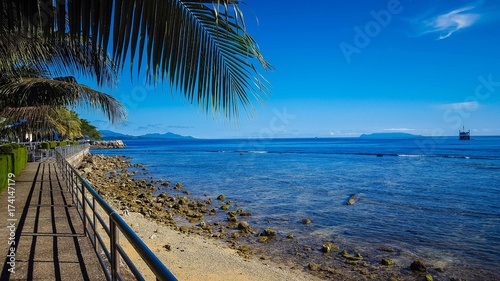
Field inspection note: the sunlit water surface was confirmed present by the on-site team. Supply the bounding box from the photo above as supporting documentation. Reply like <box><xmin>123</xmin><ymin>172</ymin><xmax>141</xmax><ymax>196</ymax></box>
<box><xmin>95</xmin><ymin>137</ymin><xmax>500</xmax><ymax>280</ymax></box>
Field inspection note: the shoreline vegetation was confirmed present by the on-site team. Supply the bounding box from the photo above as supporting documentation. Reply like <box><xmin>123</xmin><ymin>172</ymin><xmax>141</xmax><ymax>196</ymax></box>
<box><xmin>78</xmin><ymin>153</ymin><xmax>442</xmax><ymax>281</ymax></box>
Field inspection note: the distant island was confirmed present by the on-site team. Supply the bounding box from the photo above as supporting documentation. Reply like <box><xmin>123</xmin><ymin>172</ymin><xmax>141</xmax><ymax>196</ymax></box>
<box><xmin>100</xmin><ymin>130</ymin><xmax>194</xmax><ymax>140</ymax></box>
<box><xmin>359</xmin><ymin>132</ymin><xmax>422</xmax><ymax>139</ymax></box>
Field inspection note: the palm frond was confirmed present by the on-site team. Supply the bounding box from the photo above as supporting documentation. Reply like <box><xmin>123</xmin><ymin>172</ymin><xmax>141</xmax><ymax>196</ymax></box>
<box><xmin>0</xmin><ymin>106</ymin><xmax>79</xmax><ymax>137</ymax></box>
<box><xmin>0</xmin><ymin>33</ymin><xmax>118</xmax><ymax>87</ymax></box>
<box><xmin>0</xmin><ymin>105</ymin><xmax>59</xmax><ymax>132</ymax></box>
<box><xmin>0</xmin><ymin>76</ymin><xmax>127</xmax><ymax>123</ymax></box>
<box><xmin>2</xmin><ymin>0</ymin><xmax>273</xmax><ymax>119</ymax></box>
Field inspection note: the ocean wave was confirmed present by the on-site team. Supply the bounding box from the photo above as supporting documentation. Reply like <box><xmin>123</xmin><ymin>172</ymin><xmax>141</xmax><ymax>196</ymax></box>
<box><xmin>442</xmin><ymin>155</ymin><xmax>469</xmax><ymax>159</ymax></box>
<box><xmin>397</xmin><ymin>154</ymin><xmax>474</xmax><ymax>159</ymax></box>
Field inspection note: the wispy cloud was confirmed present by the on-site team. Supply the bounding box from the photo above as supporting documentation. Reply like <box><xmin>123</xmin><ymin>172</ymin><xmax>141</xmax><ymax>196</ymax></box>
<box><xmin>420</xmin><ymin>5</ymin><xmax>481</xmax><ymax>39</ymax></box>
<box><xmin>134</xmin><ymin>123</ymin><xmax>194</xmax><ymax>132</ymax></box>
<box><xmin>168</xmin><ymin>125</ymin><xmax>194</xmax><ymax>129</ymax></box>
<box><xmin>383</xmin><ymin>128</ymin><xmax>415</xmax><ymax>131</ymax></box>
<box><xmin>440</xmin><ymin>101</ymin><xmax>480</xmax><ymax>110</ymax></box>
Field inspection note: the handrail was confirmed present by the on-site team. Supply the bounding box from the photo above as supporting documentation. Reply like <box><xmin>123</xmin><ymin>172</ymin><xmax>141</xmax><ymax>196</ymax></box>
<box><xmin>55</xmin><ymin>143</ymin><xmax>90</xmax><ymax>158</ymax></box>
<box><xmin>54</xmin><ymin>147</ymin><xmax>177</xmax><ymax>281</ymax></box>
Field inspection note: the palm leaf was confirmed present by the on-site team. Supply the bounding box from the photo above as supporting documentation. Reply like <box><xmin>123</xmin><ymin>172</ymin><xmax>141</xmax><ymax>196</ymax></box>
<box><xmin>0</xmin><ymin>105</ymin><xmax>59</xmax><ymax>132</ymax></box>
<box><xmin>1</xmin><ymin>0</ymin><xmax>273</xmax><ymax>119</ymax></box>
<box><xmin>1</xmin><ymin>106</ymin><xmax>87</xmax><ymax>139</ymax></box>
<box><xmin>0</xmin><ymin>76</ymin><xmax>127</xmax><ymax>123</ymax></box>
<box><xmin>0</xmin><ymin>33</ymin><xmax>118</xmax><ymax>87</ymax></box>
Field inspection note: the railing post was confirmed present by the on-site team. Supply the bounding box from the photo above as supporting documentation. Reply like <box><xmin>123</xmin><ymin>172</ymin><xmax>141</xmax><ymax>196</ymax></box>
<box><xmin>65</xmin><ymin>162</ymin><xmax>70</xmax><ymax>189</ymax></box>
<box><xmin>110</xmin><ymin>219</ymin><xmax>119</xmax><ymax>281</ymax></box>
<box><xmin>61</xmin><ymin>156</ymin><xmax>65</xmax><ymax>180</ymax></box>
<box><xmin>92</xmin><ymin>197</ymin><xmax>97</xmax><ymax>251</ymax></box>
<box><xmin>82</xmin><ymin>179</ymin><xmax>87</xmax><ymax>236</ymax></box>
<box><xmin>72</xmin><ymin>172</ymin><xmax>77</xmax><ymax>211</ymax></box>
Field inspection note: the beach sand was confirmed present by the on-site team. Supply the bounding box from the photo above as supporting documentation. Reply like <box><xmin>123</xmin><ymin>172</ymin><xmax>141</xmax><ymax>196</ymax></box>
<box><xmin>119</xmin><ymin>211</ymin><xmax>322</xmax><ymax>281</ymax></box>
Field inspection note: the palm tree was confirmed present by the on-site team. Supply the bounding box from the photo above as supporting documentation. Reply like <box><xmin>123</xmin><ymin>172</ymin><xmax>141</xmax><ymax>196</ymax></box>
<box><xmin>0</xmin><ymin>32</ymin><xmax>127</xmax><ymax>140</ymax></box>
<box><xmin>52</xmin><ymin>109</ymin><xmax>83</xmax><ymax>140</ymax></box>
<box><xmin>0</xmin><ymin>107</ymin><xmax>83</xmax><ymax>142</ymax></box>
<box><xmin>0</xmin><ymin>67</ymin><xmax>126</xmax><ymax>125</ymax></box>
<box><xmin>1</xmin><ymin>0</ymin><xmax>272</xmax><ymax>118</ymax></box>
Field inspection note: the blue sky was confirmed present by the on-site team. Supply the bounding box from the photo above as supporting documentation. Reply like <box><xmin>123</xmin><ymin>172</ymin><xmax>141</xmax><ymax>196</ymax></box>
<box><xmin>79</xmin><ymin>0</ymin><xmax>500</xmax><ymax>138</ymax></box>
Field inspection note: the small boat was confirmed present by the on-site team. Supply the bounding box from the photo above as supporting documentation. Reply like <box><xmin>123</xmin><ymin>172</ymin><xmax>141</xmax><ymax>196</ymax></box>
<box><xmin>459</xmin><ymin>126</ymin><xmax>470</xmax><ymax>140</ymax></box>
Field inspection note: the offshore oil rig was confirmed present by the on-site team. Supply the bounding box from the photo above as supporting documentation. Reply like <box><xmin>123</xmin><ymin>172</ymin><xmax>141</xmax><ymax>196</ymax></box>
<box><xmin>459</xmin><ymin>126</ymin><xmax>471</xmax><ymax>140</ymax></box>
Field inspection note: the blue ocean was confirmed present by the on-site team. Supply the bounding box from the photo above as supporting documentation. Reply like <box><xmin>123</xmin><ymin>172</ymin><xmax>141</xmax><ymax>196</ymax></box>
<box><xmin>95</xmin><ymin>136</ymin><xmax>500</xmax><ymax>280</ymax></box>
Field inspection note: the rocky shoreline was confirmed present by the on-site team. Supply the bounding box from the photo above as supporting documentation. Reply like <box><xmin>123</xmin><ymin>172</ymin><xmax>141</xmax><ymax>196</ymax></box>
<box><xmin>90</xmin><ymin>140</ymin><xmax>126</xmax><ymax>149</ymax></box>
<box><xmin>78</xmin><ymin>153</ymin><xmax>463</xmax><ymax>281</ymax></box>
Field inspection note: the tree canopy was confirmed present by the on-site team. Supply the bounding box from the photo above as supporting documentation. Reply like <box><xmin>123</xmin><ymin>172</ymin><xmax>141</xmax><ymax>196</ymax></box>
<box><xmin>80</xmin><ymin>119</ymin><xmax>102</xmax><ymax>140</ymax></box>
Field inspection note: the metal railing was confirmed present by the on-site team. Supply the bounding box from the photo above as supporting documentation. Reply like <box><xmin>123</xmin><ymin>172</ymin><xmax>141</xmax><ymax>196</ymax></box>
<box><xmin>55</xmin><ymin>143</ymin><xmax>90</xmax><ymax>158</ymax></box>
<box><xmin>55</xmin><ymin>147</ymin><xmax>177</xmax><ymax>281</ymax></box>
<box><xmin>28</xmin><ymin>142</ymin><xmax>87</xmax><ymax>162</ymax></box>
<box><xmin>28</xmin><ymin>147</ymin><xmax>53</xmax><ymax>162</ymax></box>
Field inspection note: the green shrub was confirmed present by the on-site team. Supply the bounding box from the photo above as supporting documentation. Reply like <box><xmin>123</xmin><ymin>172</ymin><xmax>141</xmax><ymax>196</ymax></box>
<box><xmin>40</xmin><ymin>142</ymin><xmax>50</xmax><ymax>149</ymax></box>
<box><xmin>11</xmin><ymin>147</ymin><xmax>28</xmax><ymax>175</ymax></box>
<box><xmin>0</xmin><ymin>154</ymin><xmax>13</xmax><ymax>193</ymax></box>
<box><xmin>0</xmin><ymin>145</ymin><xmax>13</xmax><ymax>154</ymax></box>
<box><xmin>49</xmin><ymin>141</ymin><xmax>57</xmax><ymax>149</ymax></box>
<box><xmin>9</xmin><ymin>143</ymin><xmax>21</xmax><ymax>149</ymax></box>
<box><xmin>0</xmin><ymin>145</ymin><xmax>27</xmax><ymax>193</ymax></box>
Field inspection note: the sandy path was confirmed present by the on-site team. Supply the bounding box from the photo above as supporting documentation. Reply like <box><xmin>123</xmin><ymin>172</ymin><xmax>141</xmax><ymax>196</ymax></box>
<box><xmin>120</xmin><ymin>212</ymin><xmax>322</xmax><ymax>281</ymax></box>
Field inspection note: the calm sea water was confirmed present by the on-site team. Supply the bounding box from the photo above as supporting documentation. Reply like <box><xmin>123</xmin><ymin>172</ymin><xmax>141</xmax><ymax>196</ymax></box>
<box><xmin>95</xmin><ymin>136</ymin><xmax>500</xmax><ymax>279</ymax></box>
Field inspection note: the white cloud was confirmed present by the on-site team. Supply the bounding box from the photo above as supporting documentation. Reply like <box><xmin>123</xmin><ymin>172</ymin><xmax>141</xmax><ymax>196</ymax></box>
<box><xmin>440</xmin><ymin>101</ymin><xmax>480</xmax><ymax>110</ymax></box>
<box><xmin>421</xmin><ymin>5</ymin><xmax>480</xmax><ymax>39</ymax></box>
<box><xmin>383</xmin><ymin>128</ymin><xmax>415</xmax><ymax>131</ymax></box>
<box><xmin>329</xmin><ymin>130</ymin><xmax>363</xmax><ymax>137</ymax></box>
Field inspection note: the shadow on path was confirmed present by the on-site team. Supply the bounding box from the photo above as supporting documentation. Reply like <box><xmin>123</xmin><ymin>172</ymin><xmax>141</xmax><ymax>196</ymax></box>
<box><xmin>0</xmin><ymin>161</ymin><xmax>105</xmax><ymax>280</ymax></box>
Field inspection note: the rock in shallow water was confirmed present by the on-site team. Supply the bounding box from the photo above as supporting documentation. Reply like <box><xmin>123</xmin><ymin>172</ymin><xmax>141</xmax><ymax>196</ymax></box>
<box><xmin>410</xmin><ymin>260</ymin><xmax>426</xmax><ymax>272</ymax></box>
<box><xmin>308</xmin><ymin>263</ymin><xmax>321</xmax><ymax>271</ymax></box>
<box><xmin>341</xmin><ymin>250</ymin><xmax>363</xmax><ymax>260</ymax></box>
<box><xmin>262</xmin><ymin>228</ymin><xmax>277</xmax><ymax>237</ymax></box>
<box><xmin>381</xmin><ymin>258</ymin><xmax>395</xmax><ymax>265</ymax></box>
<box><xmin>301</xmin><ymin>218</ymin><xmax>312</xmax><ymax>225</ymax></box>
<box><xmin>237</xmin><ymin>221</ymin><xmax>251</xmax><ymax>232</ymax></box>
<box><xmin>322</xmin><ymin>242</ymin><xmax>340</xmax><ymax>253</ymax></box>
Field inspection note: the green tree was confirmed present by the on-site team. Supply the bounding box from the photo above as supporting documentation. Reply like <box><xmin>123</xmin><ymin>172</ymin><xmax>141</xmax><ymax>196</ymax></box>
<box><xmin>1</xmin><ymin>0</ymin><xmax>272</xmax><ymax>118</ymax></box>
<box><xmin>53</xmin><ymin>109</ymin><xmax>83</xmax><ymax>140</ymax></box>
<box><xmin>80</xmin><ymin>119</ymin><xmax>102</xmax><ymax>140</ymax></box>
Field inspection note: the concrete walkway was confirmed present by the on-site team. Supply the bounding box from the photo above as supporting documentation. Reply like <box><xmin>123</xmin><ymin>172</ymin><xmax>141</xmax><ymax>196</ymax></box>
<box><xmin>0</xmin><ymin>160</ymin><xmax>106</xmax><ymax>281</ymax></box>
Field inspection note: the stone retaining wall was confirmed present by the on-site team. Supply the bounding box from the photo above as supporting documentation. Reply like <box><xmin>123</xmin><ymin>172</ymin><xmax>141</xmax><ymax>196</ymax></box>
<box><xmin>66</xmin><ymin>147</ymin><xmax>90</xmax><ymax>167</ymax></box>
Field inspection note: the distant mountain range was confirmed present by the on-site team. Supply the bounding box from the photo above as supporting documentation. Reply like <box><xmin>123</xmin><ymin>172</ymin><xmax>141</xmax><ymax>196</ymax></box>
<box><xmin>359</xmin><ymin>132</ymin><xmax>422</xmax><ymax>139</ymax></box>
<box><xmin>100</xmin><ymin>130</ymin><xmax>194</xmax><ymax>140</ymax></box>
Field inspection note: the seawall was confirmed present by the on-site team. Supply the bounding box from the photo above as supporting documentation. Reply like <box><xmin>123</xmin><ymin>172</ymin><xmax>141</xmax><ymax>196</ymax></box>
<box><xmin>66</xmin><ymin>147</ymin><xmax>89</xmax><ymax>167</ymax></box>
